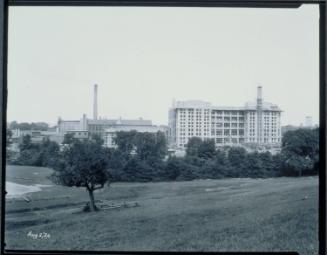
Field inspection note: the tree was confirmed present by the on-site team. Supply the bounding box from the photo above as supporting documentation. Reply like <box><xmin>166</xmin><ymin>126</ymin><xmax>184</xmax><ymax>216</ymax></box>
<box><xmin>244</xmin><ymin>152</ymin><xmax>265</xmax><ymax>178</ymax></box>
<box><xmin>122</xmin><ymin>157</ymin><xmax>154</xmax><ymax>182</ymax></box>
<box><xmin>106</xmin><ymin>149</ymin><xmax>128</xmax><ymax>181</ymax></box>
<box><xmin>186</xmin><ymin>137</ymin><xmax>216</xmax><ymax>159</ymax></box>
<box><xmin>91</xmin><ymin>133</ymin><xmax>104</xmax><ymax>146</ymax></box>
<box><xmin>62</xmin><ymin>133</ymin><xmax>76</xmax><ymax>145</ymax></box>
<box><xmin>31</xmin><ymin>122</ymin><xmax>49</xmax><ymax>131</ymax></box>
<box><xmin>6</xmin><ymin>129</ymin><xmax>12</xmax><ymax>161</ymax></box>
<box><xmin>15</xmin><ymin>149</ymin><xmax>42</xmax><ymax>166</ymax></box>
<box><xmin>18</xmin><ymin>122</ymin><xmax>31</xmax><ymax>130</ymax></box>
<box><xmin>198</xmin><ymin>139</ymin><xmax>216</xmax><ymax>159</ymax></box>
<box><xmin>186</xmin><ymin>137</ymin><xmax>203</xmax><ymax>157</ymax></box>
<box><xmin>19</xmin><ymin>134</ymin><xmax>34</xmax><ymax>151</ymax></box>
<box><xmin>6</xmin><ymin>129</ymin><xmax>12</xmax><ymax>146</ymax></box>
<box><xmin>281</xmin><ymin>128</ymin><xmax>319</xmax><ymax>176</ymax></box>
<box><xmin>214</xmin><ymin>150</ymin><xmax>232</xmax><ymax>178</ymax></box>
<box><xmin>164</xmin><ymin>156</ymin><xmax>199</xmax><ymax>181</ymax></box>
<box><xmin>39</xmin><ymin>138</ymin><xmax>60</xmax><ymax>167</ymax></box>
<box><xmin>134</xmin><ymin>131</ymin><xmax>167</xmax><ymax>161</ymax></box>
<box><xmin>114</xmin><ymin>130</ymin><xmax>138</xmax><ymax>154</ymax></box>
<box><xmin>14</xmin><ymin>135</ymin><xmax>42</xmax><ymax>166</ymax></box>
<box><xmin>51</xmin><ymin>139</ymin><xmax>111</xmax><ymax>211</ymax></box>
<box><xmin>9</xmin><ymin>121</ymin><xmax>49</xmax><ymax>131</ymax></box>
<box><xmin>164</xmin><ymin>157</ymin><xmax>183</xmax><ymax>180</ymax></box>
<box><xmin>227</xmin><ymin>147</ymin><xmax>247</xmax><ymax>177</ymax></box>
<box><xmin>9</xmin><ymin>121</ymin><xmax>19</xmax><ymax>130</ymax></box>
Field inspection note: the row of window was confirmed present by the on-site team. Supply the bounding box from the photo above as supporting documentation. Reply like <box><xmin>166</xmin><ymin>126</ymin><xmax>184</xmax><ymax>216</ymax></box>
<box><xmin>179</xmin><ymin>129</ymin><xmax>245</xmax><ymax>136</ymax></box>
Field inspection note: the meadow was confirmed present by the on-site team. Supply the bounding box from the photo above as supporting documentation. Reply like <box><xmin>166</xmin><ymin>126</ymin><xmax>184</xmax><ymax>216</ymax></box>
<box><xmin>5</xmin><ymin>165</ymin><xmax>318</xmax><ymax>254</ymax></box>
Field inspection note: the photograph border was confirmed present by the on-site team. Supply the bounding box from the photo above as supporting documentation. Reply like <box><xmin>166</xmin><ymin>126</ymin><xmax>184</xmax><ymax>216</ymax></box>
<box><xmin>0</xmin><ymin>1</ymin><xmax>325</xmax><ymax>255</ymax></box>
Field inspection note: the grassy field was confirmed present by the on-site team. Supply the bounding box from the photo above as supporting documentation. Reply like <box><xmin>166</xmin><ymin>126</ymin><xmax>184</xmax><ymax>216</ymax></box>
<box><xmin>5</xmin><ymin>165</ymin><xmax>318</xmax><ymax>254</ymax></box>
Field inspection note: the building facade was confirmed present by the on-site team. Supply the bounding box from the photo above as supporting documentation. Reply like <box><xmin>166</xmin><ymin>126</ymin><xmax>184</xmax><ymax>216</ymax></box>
<box><xmin>104</xmin><ymin>125</ymin><xmax>168</xmax><ymax>148</ymax></box>
<box><xmin>58</xmin><ymin>116</ymin><xmax>167</xmax><ymax>148</ymax></box>
<box><xmin>169</xmin><ymin>87</ymin><xmax>282</xmax><ymax>149</ymax></box>
<box><xmin>57</xmin><ymin>84</ymin><xmax>168</xmax><ymax>148</ymax></box>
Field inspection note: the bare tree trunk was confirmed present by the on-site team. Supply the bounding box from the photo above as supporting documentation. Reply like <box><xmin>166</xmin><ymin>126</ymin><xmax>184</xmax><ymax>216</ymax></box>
<box><xmin>88</xmin><ymin>189</ymin><xmax>96</xmax><ymax>212</ymax></box>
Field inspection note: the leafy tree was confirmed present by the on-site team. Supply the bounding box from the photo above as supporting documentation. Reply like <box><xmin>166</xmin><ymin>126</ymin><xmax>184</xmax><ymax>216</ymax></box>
<box><xmin>227</xmin><ymin>147</ymin><xmax>247</xmax><ymax>176</ymax></box>
<box><xmin>199</xmin><ymin>159</ymin><xmax>218</xmax><ymax>179</ymax></box>
<box><xmin>176</xmin><ymin>161</ymin><xmax>199</xmax><ymax>181</ymax></box>
<box><xmin>122</xmin><ymin>157</ymin><xmax>154</xmax><ymax>182</ymax></box>
<box><xmin>9</xmin><ymin>121</ymin><xmax>19</xmax><ymax>130</ymax></box>
<box><xmin>106</xmin><ymin>149</ymin><xmax>128</xmax><ymax>181</ymax></box>
<box><xmin>244</xmin><ymin>152</ymin><xmax>265</xmax><ymax>178</ymax></box>
<box><xmin>214</xmin><ymin>150</ymin><xmax>232</xmax><ymax>178</ymax></box>
<box><xmin>13</xmin><ymin>135</ymin><xmax>41</xmax><ymax>165</ymax></box>
<box><xmin>153</xmin><ymin>131</ymin><xmax>168</xmax><ymax>159</ymax></box>
<box><xmin>198</xmin><ymin>139</ymin><xmax>216</xmax><ymax>159</ymax></box>
<box><xmin>9</xmin><ymin>121</ymin><xmax>49</xmax><ymax>131</ymax></box>
<box><xmin>31</xmin><ymin>122</ymin><xmax>49</xmax><ymax>131</ymax></box>
<box><xmin>62</xmin><ymin>133</ymin><xmax>76</xmax><ymax>145</ymax></box>
<box><xmin>282</xmin><ymin>128</ymin><xmax>319</xmax><ymax>176</ymax></box>
<box><xmin>134</xmin><ymin>132</ymin><xmax>156</xmax><ymax>161</ymax></box>
<box><xmin>186</xmin><ymin>137</ymin><xmax>203</xmax><ymax>157</ymax></box>
<box><xmin>134</xmin><ymin>131</ymin><xmax>167</xmax><ymax>161</ymax></box>
<box><xmin>39</xmin><ymin>138</ymin><xmax>60</xmax><ymax>167</ymax></box>
<box><xmin>17</xmin><ymin>122</ymin><xmax>31</xmax><ymax>130</ymax></box>
<box><xmin>15</xmin><ymin>149</ymin><xmax>42</xmax><ymax>166</ymax></box>
<box><xmin>51</xmin><ymin>139</ymin><xmax>111</xmax><ymax>211</ymax></box>
<box><xmin>6</xmin><ymin>129</ymin><xmax>12</xmax><ymax>146</ymax></box>
<box><xmin>6</xmin><ymin>129</ymin><xmax>13</xmax><ymax>161</ymax></box>
<box><xmin>19</xmin><ymin>135</ymin><xmax>37</xmax><ymax>151</ymax></box>
<box><xmin>258</xmin><ymin>152</ymin><xmax>276</xmax><ymax>176</ymax></box>
<box><xmin>114</xmin><ymin>130</ymin><xmax>138</xmax><ymax>154</ymax></box>
<box><xmin>164</xmin><ymin>156</ymin><xmax>199</xmax><ymax>181</ymax></box>
<box><xmin>186</xmin><ymin>138</ymin><xmax>216</xmax><ymax>159</ymax></box>
<box><xmin>164</xmin><ymin>157</ymin><xmax>183</xmax><ymax>180</ymax></box>
<box><xmin>91</xmin><ymin>133</ymin><xmax>104</xmax><ymax>146</ymax></box>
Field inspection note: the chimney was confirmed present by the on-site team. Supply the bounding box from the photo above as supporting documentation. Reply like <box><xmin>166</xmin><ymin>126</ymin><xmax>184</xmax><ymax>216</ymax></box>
<box><xmin>82</xmin><ymin>114</ymin><xmax>87</xmax><ymax>130</ymax></box>
<box><xmin>93</xmin><ymin>84</ymin><xmax>98</xmax><ymax>120</ymax></box>
<box><xmin>256</xmin><ymin>85</ymin><xmax>263</xmax><ymax>144</ymax></box>
<box><xmin>257</xmin><ymin>86</ymin><xmax>263</xmax><ymax>108</ymax></box>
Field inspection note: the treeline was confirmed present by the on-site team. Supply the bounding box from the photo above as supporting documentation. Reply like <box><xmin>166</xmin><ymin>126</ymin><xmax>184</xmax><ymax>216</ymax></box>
<box><xmin>11</xmin><ymin>134</ymin><xmax>60</xmax><ymax>167</ymax></box>
<box><xmin>8</xmin><ymin>121</ymin><xmax>49</xmax><ymax>131</ymax></box>
<box><xmin>9</xmin><ymin>128</ymin><xmax>319</xmax><ymax>182</ymax></box>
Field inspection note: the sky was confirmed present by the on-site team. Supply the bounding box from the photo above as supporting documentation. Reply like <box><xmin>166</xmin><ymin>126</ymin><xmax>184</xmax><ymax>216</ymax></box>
<box><xmin>7</xmin><ymin>5</ymin><xmax>319</xmax><ymax>126</ymax></box>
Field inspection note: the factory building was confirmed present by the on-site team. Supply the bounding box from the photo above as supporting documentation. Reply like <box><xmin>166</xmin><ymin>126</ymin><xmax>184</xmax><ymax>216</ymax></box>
<box><xmin>104</xmin><ymin>124</ymin><xmax>168</xmax><ymax>148</ymax></box>
<box><xmin>57</xmin><ymin>84</ymin><xmax>168</xmax><ymax>147</ymax></box>
<box><xmin>169</xmin><ymin>87</ymin><xmax>282</xmax><ymax>149</ymax></box>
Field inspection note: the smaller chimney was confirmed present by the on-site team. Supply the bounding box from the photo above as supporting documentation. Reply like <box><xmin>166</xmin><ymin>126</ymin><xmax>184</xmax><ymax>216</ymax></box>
<box><xmin>82</xmin><ymin>114</ymin><xmax>87</xmax><ymax>131</ymax></box>
<box><xmin>93</xmin><ymin>84</ymin><xmax>98</xmax><ymax>120</ymax></box>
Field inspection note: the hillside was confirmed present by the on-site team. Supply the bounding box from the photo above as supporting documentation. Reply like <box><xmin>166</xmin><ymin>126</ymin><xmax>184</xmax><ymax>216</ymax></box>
<box><xmin>5</xmin><ymin>165</ymin><xmax>318</xmax><ymax>254</ymax></box>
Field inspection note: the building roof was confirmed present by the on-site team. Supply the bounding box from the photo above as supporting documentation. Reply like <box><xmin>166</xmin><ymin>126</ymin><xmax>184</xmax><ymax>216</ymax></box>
<box><xmin>173</xmin><ymin>100</ymin><xmax>282</xmax><ymax>112</ymax></box>
<box><xmin>87</xmin><ymin>118</ymin><xmax>153</xmax><ymax>126</ymax></box>
<box><xmin>104</xmin><ymin>125</ymin><xmax>165</xmax><ymax>133</ymax></box>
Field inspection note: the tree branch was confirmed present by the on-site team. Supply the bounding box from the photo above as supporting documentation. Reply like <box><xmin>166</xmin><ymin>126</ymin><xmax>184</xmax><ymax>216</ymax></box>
<box><xmin>93</xmin><ymin>183</ymin><xmax>104</xmax><ymax>190</ymax></box>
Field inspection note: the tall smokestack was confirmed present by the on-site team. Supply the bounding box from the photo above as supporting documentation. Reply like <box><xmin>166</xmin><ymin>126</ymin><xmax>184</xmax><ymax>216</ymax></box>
<box><xmin>256</xmin><ymin>85</ymin><xmax>263</xmax><ymax>144</ymax></box>
<box><xmin>93</xmin><ymin>84</ymin><xmax>98</xmax><ymax>120</ymax></box>
<box><xmin>257</xmin><ymin>86</ymin><xmax>262</xmax><ymax>107</ymax></box>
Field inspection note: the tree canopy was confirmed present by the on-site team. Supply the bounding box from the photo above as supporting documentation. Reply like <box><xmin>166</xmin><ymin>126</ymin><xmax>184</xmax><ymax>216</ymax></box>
<box><xmin>281</xmin><ymin>128</ymin><xmax>319</xmax><ymax>176</ymax></box>
<box><xmin>51</xmin><ymin>138</ymin><xmax>111</xmax><ymax>211</ymax></box>
<box><xmin>9</xmin><ymin>121</ymin><xmax>49</xmax><ymax>131</ymax></box>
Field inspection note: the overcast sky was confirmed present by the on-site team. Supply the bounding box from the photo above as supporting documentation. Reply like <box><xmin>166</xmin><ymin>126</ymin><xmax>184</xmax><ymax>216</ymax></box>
<box><xmin>7</xmin><ymin>5</ymin><xmax>319</xmax><ymax>126</ymax></box>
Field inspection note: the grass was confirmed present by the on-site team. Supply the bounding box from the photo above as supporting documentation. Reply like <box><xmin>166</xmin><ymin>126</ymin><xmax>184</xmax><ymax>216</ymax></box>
<box><xmin>5</xmin><ymin>165</ymin><xmax>318</xmax><ymax>254</ymax></box>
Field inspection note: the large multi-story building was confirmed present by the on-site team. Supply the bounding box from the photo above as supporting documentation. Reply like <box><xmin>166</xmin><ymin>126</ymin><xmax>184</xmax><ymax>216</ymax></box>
<box><xmin>169</xmin><ymin>87</ymin><xmax>282</xmax><ymax>149</ymax></box>
<box><xmin>57</xmin><ymin>84</ymin><xmax>168</xmax><ymax>147</ymax></box>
